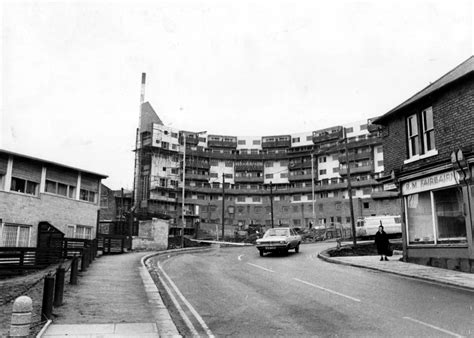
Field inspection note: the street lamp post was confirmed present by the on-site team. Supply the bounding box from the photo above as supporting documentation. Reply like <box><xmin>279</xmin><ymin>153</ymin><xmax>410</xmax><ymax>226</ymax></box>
<box><xmin>221</xmin><ymin>174</ymin><xmax>225</xmax><ymax>240</ymax></box>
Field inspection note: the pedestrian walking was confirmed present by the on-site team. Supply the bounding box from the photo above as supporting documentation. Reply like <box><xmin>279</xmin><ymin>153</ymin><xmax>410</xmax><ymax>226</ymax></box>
<box><xmin>374</xmin><ymin>224</ymin><xmax>391</xmax><ymax>261</ymax></box>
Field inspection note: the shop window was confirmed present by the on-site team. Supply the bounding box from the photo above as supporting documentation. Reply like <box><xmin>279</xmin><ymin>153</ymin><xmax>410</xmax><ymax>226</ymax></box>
<box><xmin>406</xmin><ymin>187</ymin><xmax>467</xmax><ymax>245</ymax></box>
<box><xmin>434</xmin><ymin>187</ymin><xmax>466</xmax><ymax>243</ymax></box>
<box><xmin>406</xmin><ymin>191</ymin><xmax>434</xmax><ymax>244</ymax></box>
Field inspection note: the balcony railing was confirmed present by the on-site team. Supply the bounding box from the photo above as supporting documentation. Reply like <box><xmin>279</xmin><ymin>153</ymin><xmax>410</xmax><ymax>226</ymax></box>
<box><xmin>234</xmin><ymin>176</ymin><xmax>264</xmax><ymax>183</ymax></box>
<box><xmin>288</xmin><ymin>173</ymin><xmax>313</xmax><ymax>182</ymax></box>
<box><xmin>234</xmin><ymin>163</ymin><xmax>264</xmax><ymax>171</ymax></box>
<box><xmin>339</xmin><ymin>164</ymin><xmax>374</xmax><ymax>175</ymax></box>
<box><xmin>312</xmin><ymin>127</ymin><xmax>343</xmax><ymax>144</ymax></box>
<box><xmin>261</xmin><ymin>140</ymin><xmax>291</xmax><ymax>149</ymax></box>
<box><xmin>208</xmin><ymin>140</ymin><xmax>238</xmax><ymax>148</ymax></box>
<box><xmin>186</xmin><ymin>173</ymin><xmax>210</xmax><ymax>181</ymax></box>
<box><xmin>338</xmin><ymin>151</ymin><xmax>373</xmax><ymax>163</ymax></box>
<box><xmin>185</xmin><ymin>160</ymin><xmax>210</xmax><ymax>169</ymax></box>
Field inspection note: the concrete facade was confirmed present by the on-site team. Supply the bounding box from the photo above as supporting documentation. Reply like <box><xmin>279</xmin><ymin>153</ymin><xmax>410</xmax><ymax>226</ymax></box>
<box><xmin>132</xmin><ymin>218</ymin><xmax>169</xmax><ymax>250</ymax></box>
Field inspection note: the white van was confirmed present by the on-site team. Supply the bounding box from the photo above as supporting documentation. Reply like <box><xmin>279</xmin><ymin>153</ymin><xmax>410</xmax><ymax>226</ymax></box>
<box><xmin>356</xmin><ymin>215</ymin><xmax>402</xmax><ymax>238</ymax></box>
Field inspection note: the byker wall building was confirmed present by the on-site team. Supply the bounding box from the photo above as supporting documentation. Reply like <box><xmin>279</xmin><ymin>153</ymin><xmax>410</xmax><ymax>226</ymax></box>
<box><xmin>134</xmin><ymin>100</ymin><xmax>400</xmax><ymax>236</ymax></box>
<box><xmin>0</xmin><ymin>149</ymin><xmax>107</xmax><ymax>247</ymax></box>
<box><xmin>374</xmin><ymin>56</ymin><xmax>474</xmax><ymax>272</ymax></box>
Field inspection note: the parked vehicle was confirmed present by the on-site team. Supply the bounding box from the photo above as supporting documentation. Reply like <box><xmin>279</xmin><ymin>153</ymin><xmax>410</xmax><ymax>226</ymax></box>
<box><xmin>356</xmin><ymin>215</ymin><xmax>402</xmax><ymax>238</ymax></box>
<box><xmin>256</xmin><ymin>227</ymin><xmax>301</xmax><ymax>256</ymax></box>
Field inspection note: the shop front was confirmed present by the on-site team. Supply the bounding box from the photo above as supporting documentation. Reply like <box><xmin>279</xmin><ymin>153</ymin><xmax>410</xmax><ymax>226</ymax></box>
<box><xmin>401</xmin><ymin>169</ymin><xmax>474</xmax><ymax>272</ymax></box>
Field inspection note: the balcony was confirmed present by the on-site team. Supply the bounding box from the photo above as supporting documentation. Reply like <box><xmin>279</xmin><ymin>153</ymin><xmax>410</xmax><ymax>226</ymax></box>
<box><xmin>288</xmin><ymin>161</ymin><xmax>313</xmax><ymax>170</ymax></box>
<box><xmin>207</xmin><ymin>135</ymin><xmax>238</xmax><ymax>149</ymax></box>
<box><xmin>312</xmin><ymin>127</ymin><xmax>343</xmax><ymax>144</ymax></box>
<box><xmin>185</xmin><ymin>160</ymin><xmax>210</xmax><ymax>169</ymax></box>
<box><xmin>338</xmin><ymin>151</ymin><xmax>373</xmax><ymax>163</ymax></box>
<box><xmin>261</xmin><ymin>135</ymin><xmax>291</xmax><ymax>149</ymax></box>
<box><xmin>234</xmin><ymin>176</ymin><xmax>264</xmax><ymax>184</ymax></box>
<box><xmin>339</xmin><ymin>163</ymin><xmax>374</xmax><ymax>176</ymax></box>
<box><xmin>234</xmin><ymin>162</ymin><xmax>264</xmax><ymax>171</ymax></box>
<box><xmin>288</xmin><ymin>173</ymin><xmax>313</xmax><ymax>182</ymax></box>
<box><xmin>186</xmin><ymin>173</ymin><xmax>210</xmax><ymax>181</ymax></box>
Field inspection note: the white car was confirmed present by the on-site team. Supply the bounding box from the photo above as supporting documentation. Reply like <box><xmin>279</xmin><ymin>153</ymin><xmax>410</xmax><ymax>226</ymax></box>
<box><xmin>256</xmin><ymin>227</ymin><xmax>302</xmax><ymax>256</ymax></box>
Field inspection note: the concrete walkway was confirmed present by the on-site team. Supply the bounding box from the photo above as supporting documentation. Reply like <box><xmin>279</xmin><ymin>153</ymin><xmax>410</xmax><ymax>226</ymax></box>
<box><xmin>39</xmin><ymin>251</ymin><xmax>180</xmax><ymax>337</ymax></box>
<box><xmin>319</xmin><ymin>252</ymin><xmax>474</xmax><ymax>291</ymax></box>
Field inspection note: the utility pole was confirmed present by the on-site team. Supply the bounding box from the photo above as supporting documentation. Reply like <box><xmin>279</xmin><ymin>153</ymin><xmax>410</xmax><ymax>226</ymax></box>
<box><xmin>221</xmin><ymin>174</ymin><xmax>225</xmax><ymax>240</ymax></box>
<box><xmin>181</xmin><ymin>132</ymin><xmax>187</xmax><ymax>248</ymax></box>
<box><xmin>311</xmin><ymin>152</ymin><xmax>316</xmax><ymax>227</ymax></box>
<box><xmin>270</xmin><ymin>181</ymin><xmax>274</xmax><ymax>228</ymax></box>
<box><xmin>343</xmin><ymin>128</ymin><xmax>357</xmax><ymax>247</ymax></box>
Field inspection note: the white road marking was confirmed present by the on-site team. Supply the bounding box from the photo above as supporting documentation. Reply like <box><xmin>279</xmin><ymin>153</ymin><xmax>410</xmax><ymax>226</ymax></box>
<box><xmin>247</xmin><ymin>262</ymin><xmax>275</xmax><ymax>273</ymax></box>
<box><xmin>154</xmin><ymin>263</ymin><xmax>199</xmax><ymax>336</ymax></box>
<box><xmin>403</xmin><ymin>317</ymin><xmax>463</xmax><ymax>337</ymax></box>
<box><xmin>158</xmin><ymin>262</ymin><xmax>215</xmax><ymax>337</ymax></box>
<box><xmin>238</xmin><ymin>255</ymin><xmax>244</xmax><ymax>261</ymax></box>
<box><xmin>293</xmin><ymin>278</ymin><xmax>361</xmax><ymax>302</ymax></box>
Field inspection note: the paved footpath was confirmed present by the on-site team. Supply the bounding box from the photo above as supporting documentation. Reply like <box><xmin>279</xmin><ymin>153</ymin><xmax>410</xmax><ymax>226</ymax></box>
<box><xmin>40</xmin><ymin>251</ymin><xmax>180</xmax><ymax>337</ymax></box>
<box><xmin>319</xmin><ymin>252</ymin><xmax>474</xmax><ymax>291</ymax></box>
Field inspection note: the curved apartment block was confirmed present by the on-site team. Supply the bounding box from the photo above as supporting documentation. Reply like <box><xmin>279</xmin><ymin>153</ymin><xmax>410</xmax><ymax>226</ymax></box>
<box><xmin>134</xmin><ymin>102</ymin><xmax>400</xmax><ymax>236</ymax></box>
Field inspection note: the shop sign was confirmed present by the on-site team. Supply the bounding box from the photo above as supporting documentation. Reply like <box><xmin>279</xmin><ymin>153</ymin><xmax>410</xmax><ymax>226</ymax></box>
<box><xmin>383</xmin><ymin>183</ymin><xmax>398</xmax><ymax>191</ymax></box>
<box><xmin>402</xmin><ymin>171</ymin><xmax>459</xmax><ymax>195</ymax></box>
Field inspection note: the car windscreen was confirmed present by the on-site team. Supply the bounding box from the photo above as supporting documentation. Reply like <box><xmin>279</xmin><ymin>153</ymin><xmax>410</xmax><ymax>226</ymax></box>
<box><xmin>264</xmin><ymin>229</ymin><xmax>290</xmax><ymax>237</ymax></box>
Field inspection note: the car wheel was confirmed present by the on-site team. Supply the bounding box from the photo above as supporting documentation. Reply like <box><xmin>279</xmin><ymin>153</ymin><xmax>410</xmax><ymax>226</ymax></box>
<box><xmin>259</xmin><ymin>250</ymin><xmax>264</xmax><ymax>257</ymax></box>
<box><xmin>295</xmin><ymin>244</ymin><xmax>300</xmax><ymax>253</ymax></box>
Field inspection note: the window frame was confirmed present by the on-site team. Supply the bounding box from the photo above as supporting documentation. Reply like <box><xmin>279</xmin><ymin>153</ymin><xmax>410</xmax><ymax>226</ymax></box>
<box><xmin>405</xmin><ymin>107</ymin><xmax>437</xmax><ymax>163</ymax></box>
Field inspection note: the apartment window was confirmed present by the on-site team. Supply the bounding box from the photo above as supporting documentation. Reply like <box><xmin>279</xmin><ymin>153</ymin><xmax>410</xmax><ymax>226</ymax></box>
<box><xmin>422</xmin><ymin>107</ymin><xmax>435</xmax><ymax>152</ymax></box>
<box><xmin>252</xmin><ymin>140</ymin><xmax>261</xmax><ymax>145</ymax></box>
<box><xmin>265</xmin><ymin>174</ymin><xmax>273</xmax><ymax>179</ymax></box>
<box><xmin>265</xmin><ymin>161</ymin><xmax>273</xmax><ymax>167</ymax></box>
<box><xmin>363</xmin><ymin>202</ymin><xmax>370</xmax><ymax>209</ymax></box>
<box><xmin>333</xmin><ymin>167</ymin><xmax>340</xmax><ymax>173</ymax></box>
<box><xmin>1</xmin><ymin>223</ymin><xmax>31</xmax><ymax>247</ymax></box>
<box><xmin>210</xmin><ymin>173</ymin><xmax>218</xmax><ymax>178</ymax></box>
<box><xmin>80</xmin><ymin>189</ymin><xmax>96</xmax><ymax>203</ymax></box>
<box><xmin>306</xmin><ymin>135</ymin><xmax>312</xmax><ymax>141</ymax></box>
<box><xmin>254</xmin><ymin>206</ymin><xmax>262</xmax><ymax>213</ymax></box>
<box><xmin>10</xmin><ymin>177</ymin><xmax>38</xmax><ymax>196</ymax></box>
<box><xmin>377</xmin><ymin>160</ymin><xmax>384</xmax><ymax>167</ymax></box>
<box><xmin>293</xmin><ymin>195</ymin><xmax>301</xmax><ymax>201</ymax></box>
<box><xmin>319</xmin><ymin>157</ymin><xmax>326</xmax><ymax>163</ymax></box>
<box><xmin>238</xmin><ymin>140</ymin><xmax>246</xmax><ymax>145</ymax></box>
<box><xmin>171</xmin><ymin>132</ymin><xmax>178</xmax><ymax>138</ymax></box>
<box><xmin>280</xmin><ymin>172</ymin><xmax>288</xmax><ymax>178</ymax></box>
<box><xmin>225</xmin><ymin>161</ymin><xmax>233</xmax><ymax>167</ymax></box>
<box><xmin>360</xmin><ymin>124</ymin><xmax>367</xmax><ymax>130</ymax></box>
<box><xmin>377</xmin><ymin>146</ymin><xmax>383</xmax><ymax>153</ymax></box>
<box><xmin>45</xmin><ymin>180</ymin><xmax>76</xmax><ymax>198</ymax></box>
<box><xmin>345</xmin><ymin>127</ymin><xmax>354</xmax><ymax>133</ymax></box>
<box><xmin>252</xmin><ymin>196</ymin><xmax>261</xmax><ymax>202</ymax></box>
<box><xmin>224</xmin><ymin>173</ymin><xmax>233</xmax><ymax>179</ymax></box>
<box><xmin>292</xmin><ymin>137</ymin><xmax>300</xmax><ymax>143</ymax></box>
<box><xmin>293</xmin><ymin>219</ymin><xmax>301</xmax><ymax>226</ymax></box>
<box><xmin>320</xmin><ymin>192</ymin><xmax>328</xmax><ymax>199</ymax></box>
<box><xmin>319</xmin><ymin>169</ymin><xmax>327</xmax><ymax>175</ymax></box>
<box><xmin>407</xmin><ymin>114</ymin><xmax>420</xmax><ymax>157</ymax></box>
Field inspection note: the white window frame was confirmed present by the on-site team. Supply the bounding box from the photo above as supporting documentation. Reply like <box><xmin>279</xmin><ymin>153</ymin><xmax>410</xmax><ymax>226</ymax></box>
<box><xmin>405</xmin><ymin>107</ymin><xmax>438</xmax><ymax>163</ymax></box>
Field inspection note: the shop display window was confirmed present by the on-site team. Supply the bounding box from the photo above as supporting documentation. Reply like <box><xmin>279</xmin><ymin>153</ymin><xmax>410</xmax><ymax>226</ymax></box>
<box><xmin>406</xmin><ymin>187</ymin><xmax>467</xmax><ymax>245</ymax></box>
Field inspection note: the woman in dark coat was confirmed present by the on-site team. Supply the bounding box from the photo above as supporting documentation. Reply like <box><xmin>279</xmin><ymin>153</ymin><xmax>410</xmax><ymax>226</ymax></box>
<box><xmin>374</xmin><ymin>225</ymin><xmax>391</xmax><ymax>261</ymax></box>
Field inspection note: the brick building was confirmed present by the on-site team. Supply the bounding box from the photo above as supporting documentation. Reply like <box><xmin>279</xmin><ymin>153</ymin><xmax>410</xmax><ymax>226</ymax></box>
<box><xmin>99</xmin><ymin>184</ymin><xmax>133</xmax><ymax>235</ymax></box>
<box><xmin>0</xmin><ymin>149</ymin><xmax>107</xmax><ymax>247</ymax></box>
<box><xmin>374</xmin><ymin>56</ymin><xmax>474</xmax><ymax>272</ymax></box>
<box><xmin>134</xmin><ymin>91</ymin><xmax>400</xmax><ymax>237</ymax></box>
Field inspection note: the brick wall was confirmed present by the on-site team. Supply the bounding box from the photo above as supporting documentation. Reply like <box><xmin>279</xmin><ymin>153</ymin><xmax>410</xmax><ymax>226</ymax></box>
<box><xmin>0</xmin><ymin>191</ymin><xmax>99</xmax><ymax>245</ymax></box>
<box><xmin>381</xmin><ymin>76</ymin><xmax>474</xmax><ymax>175</ymax></box>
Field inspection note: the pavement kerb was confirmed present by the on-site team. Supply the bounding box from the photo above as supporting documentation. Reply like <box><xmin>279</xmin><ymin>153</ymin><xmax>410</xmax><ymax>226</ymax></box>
<box><xmin>317</xmin><ymin>248</ymin><xmax>474</xmax><ymax>292</ymax></box>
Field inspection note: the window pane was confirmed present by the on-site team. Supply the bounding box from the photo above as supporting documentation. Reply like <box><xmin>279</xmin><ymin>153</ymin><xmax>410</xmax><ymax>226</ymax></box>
<box><xmin>58</xmin><ymin>183</ymin><xmax>68</xmax><ymax>196</ymax></box>
<box><xmin>11</xmin><ymin>178</ymin><xmax>26</xmax><ymax>193</ymax></box>
<box><xmin>3</xmin><ymin>225</ymin><xmax>18</xmax><ymax>246</ymax></box>
<box><xmin>434</xmin><ymin>187</ymin><xmax>466</xmax><ymax>243</ymax></box>
<box><xmin>18</xmin><ymin>227</ymin><xmax>30</xmax><ymax>246</ymax></box>
<box><xmin>25</xmin><ymin>181</ymin><xmax>37</xmax><ymax>195</ymax></box>
<box><xmin>46</xmin><ymin>180</ymin><xmax>57</xmax><ymax>193</ymax></box>
<box><xmin>66</xmin><ymin>226</ymin><xmax>75</xmax><ymax>238</ymax></box>
<box><xmin>408</xmin><ymin>116</ymin><xmax>418</xmax><ymax>136</ymax></box>
<box><xmin>69</xmin><ymin>186</ymin><xmax>76</xmax><ymax>198</ymax></box>
<box><xmin>406</xmin><ymin>191</ymin><xmax>434</xmax><ymax>244</ymax></box>
<box><xmin>423</xmin><ymin>107</ymin><xmax>434</xmax><ymax>130</ymax></box>
<box><xmin>80</xmin><ymin>189</ymin><xmax>88</xmax><ymax>201</ymax></box>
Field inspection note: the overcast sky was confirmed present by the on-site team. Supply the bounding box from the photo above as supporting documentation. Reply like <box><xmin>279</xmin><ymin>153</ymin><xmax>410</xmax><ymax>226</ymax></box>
<box><xmin>1</xmin><ymin>0</ymin><xmax>472</xmax><ymax>189</ymax></box>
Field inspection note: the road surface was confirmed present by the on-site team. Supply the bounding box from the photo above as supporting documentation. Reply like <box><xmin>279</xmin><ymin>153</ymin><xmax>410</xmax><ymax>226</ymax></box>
<box><xmin>148</xmin><ymin>242</ymin><xmax>473</xmax><ymax>337</ymax></box>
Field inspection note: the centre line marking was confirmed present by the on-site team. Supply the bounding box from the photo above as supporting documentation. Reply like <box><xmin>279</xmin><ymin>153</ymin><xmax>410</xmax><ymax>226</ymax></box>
<box><xmin>293</xmin><ymin>278</ymin><xmax>361</xmax><ymax>302</ymax></box>
<box><xmin>247</xmin><ymin>262</ymin><xmax>274</xmax><ymax>273</ymax></box>
<box><xmin>403</xmin><ymin>317</ymin><xmax>463</xmax><ymax>337</ymax></box>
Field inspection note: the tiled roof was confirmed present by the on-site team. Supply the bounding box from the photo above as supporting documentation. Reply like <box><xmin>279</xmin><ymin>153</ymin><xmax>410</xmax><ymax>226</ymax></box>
<box><xmin>374</xmin><ymin>56</ymin><xmax>473</xmax><ymax>124</ymax></box>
